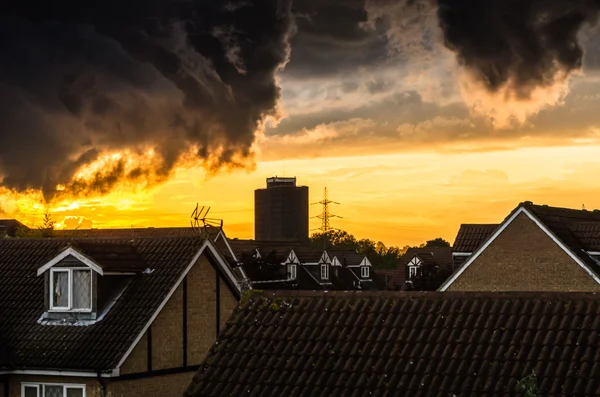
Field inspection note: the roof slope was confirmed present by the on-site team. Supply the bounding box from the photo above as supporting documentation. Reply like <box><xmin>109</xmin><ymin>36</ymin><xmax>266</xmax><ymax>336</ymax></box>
<box><xmin>0</xmin><ymin>236</ymin><xmax>233</xmax><ymax>372</ymax></box>
<box><xmin>186</xmin><ymin>290</ymin><xmax>600</xmax><ymax>397</ymax></box>
<box><xmin>452</xmin><ymin>224</ymin><xmax>498</xmax><ymax>252</ymax></box>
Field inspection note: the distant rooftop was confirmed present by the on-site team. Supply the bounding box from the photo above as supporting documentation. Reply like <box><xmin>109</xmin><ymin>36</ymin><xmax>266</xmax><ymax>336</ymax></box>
<box><xmin>266</xmin><ymin>176</ymin><xmax>297</xmax><ymax>188</ymax></box>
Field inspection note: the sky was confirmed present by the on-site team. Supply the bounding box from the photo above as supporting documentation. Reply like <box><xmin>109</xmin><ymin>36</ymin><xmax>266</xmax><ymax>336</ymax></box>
<box><xmin>3</xmin><ymin>0</ymin><xmax>600</xmax><ymax>247</ymax></box>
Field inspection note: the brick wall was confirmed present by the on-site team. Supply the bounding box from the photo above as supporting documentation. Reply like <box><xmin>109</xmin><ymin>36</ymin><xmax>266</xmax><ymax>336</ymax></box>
<box><xmin>220</xmin><ymin>278</ymin><xmax>238</xmax><ymax>331</ymax></box>
<box><xmin>107</xmin><ymin>372</ymin><xmax>194</xmax><ymax>397</ymax></box>
<box><xmin>151</xmin><ymin>284</ymin><xmax>184</xmax><ymax>370</ymax></box>
<box><xmin>187</xmin><ymin>255</ymin><xmax>217</xmax><ymax>366</ymax></box>
<box><xmin>120</xmin><ymin>331</ymin><xmax>147</xmax><ymax>375</ymax></box>
<box><xmin>448</xmin><ymin>212</ymin><xmax>600</xmax><ymax>292</ymax></box>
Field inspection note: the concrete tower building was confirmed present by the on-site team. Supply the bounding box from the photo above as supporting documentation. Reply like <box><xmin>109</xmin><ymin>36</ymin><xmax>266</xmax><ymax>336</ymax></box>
<box><xmin>254</xmin><ymin>177</ymin><xmax>309</xmax><ymax>242</ymax></box>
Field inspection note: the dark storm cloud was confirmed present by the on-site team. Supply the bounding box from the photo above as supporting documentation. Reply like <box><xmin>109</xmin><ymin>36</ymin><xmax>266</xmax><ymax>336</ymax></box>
<box><xmin>283</xmin><ymin>0</ymin><xmax>388</xmax><ymax>78</ymax></box>
<box><xmin>435</xmin><ymin>0</ymin><xmax>600</xmax><ymax>97</ymax></box>
<box><xmin>0</xmin><ymin>0</ymin><xmax>295</xmax><ymax>199</ymax></box>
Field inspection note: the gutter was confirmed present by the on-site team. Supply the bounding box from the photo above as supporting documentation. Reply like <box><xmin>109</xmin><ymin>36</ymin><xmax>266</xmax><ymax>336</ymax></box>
<box><xmin>97</xmin><ymin>371</ymin><xmax>106</xmax><ymax>397</ymax></box>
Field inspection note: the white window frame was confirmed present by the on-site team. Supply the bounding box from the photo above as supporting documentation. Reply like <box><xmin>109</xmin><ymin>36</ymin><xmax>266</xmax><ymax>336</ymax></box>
<box><xmin>288</xmin><ymin>264</ymin><xmax>297</xmax><ymax>280</ymax></box>
<box><xmin>361</xmin><ymin>266</ymin><xmax>370</xmax><ymax>278</ymax></box>
<box><xmin>21</xmin><ymin>382</ymin><xmax>86</xmax><ymax>397</ymax></box>
<box><xmin>408</xmin><ymin>265</ymin><xmax>419</xmax><ymax>279</ymax></box>
<box><xmin>321</xmin><ymin>264</ymin><xmax>329</xmax><ymax>280</ymax></box>
<box><xmin>49</xmin><ymin>267</ymin><xmax>92</xmax><ymax>312</ymax></box>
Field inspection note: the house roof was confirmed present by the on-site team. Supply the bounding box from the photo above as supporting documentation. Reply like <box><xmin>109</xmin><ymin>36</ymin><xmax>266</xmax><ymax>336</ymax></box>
<box><xmin>69</xmin><ymin>241</ymin><xmax>148</xmax><ymax>272</ymax></box>
<box><xmin>292</xmin><ymin>249</ymin><xmax>327</xmax><ymax>264</ymax></box>
<box><xmin>441</xmin><ymin>202</ymin><xmax>600</xmax><ymax>291</ymax></box>
<box><xmin>185</xmin><ymin>290</ymin><xmax>600</xmax><ymax>397</ymax></box>
<box><xmin>326</xmin><ymin>250</ymin><xmax>364</xmax><ymax>267</ymax></box>
<box><xmin>0</xmin><ymin>236</ymin><xmax>240</xmax><ymax>372</ymax></box>
<box><xmin>228</xmin><ymin>239</ymin><xmax>303</xmax><ymax>262</ymax></box>
<box><xmin>52</xmin><ymin>226</ymin><xmax>219</xmax><ymax>239</ymax></box>
<box><xmin>452</xmin><ymin>224</ymin><xmax>498</xmax><ymax>252</ymax></box>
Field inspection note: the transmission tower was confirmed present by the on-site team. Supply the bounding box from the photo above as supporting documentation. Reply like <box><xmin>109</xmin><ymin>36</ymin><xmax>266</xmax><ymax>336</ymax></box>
<box><xmin>313</xmin><ymin>187</ymin><xmax>341</xmax><ymax>233</ymax></box>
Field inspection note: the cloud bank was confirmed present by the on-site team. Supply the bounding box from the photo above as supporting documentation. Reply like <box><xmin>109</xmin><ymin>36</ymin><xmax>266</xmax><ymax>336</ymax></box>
<box><xmin>0</xmin><ymin>0</ymin><xmax>296</xmax><ymax>200</ymax></box>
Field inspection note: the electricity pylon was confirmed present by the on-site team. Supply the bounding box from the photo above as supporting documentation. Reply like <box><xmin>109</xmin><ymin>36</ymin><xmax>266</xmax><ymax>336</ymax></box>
<box><xmin>312</xmin><ymin>187</ymin><xmax>341</xmax><ymax>233</ymax></box>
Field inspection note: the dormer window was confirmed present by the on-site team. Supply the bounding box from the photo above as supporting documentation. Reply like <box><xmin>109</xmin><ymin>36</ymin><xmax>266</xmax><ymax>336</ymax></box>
<box><xmin>50</xmin><ymin>268</ymin><xmax>92</xmax><ymax>311</ymax></box>
<box><xmin>360</xmin><ymin>266</ymin><xmax>369</xmax><ymax>278</ymax></box>
<box><xmin>321</xmin><ymin>264</ymin><xmax>329</xmax><ymax>280</ymax></box>
<box><xmin>408</xmin><ymin>266</ymin><xmax>419</xmax><ymax>279</ymax></box>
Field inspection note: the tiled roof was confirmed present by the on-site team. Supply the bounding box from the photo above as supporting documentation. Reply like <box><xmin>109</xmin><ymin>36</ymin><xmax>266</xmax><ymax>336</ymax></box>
<box><xmin>228</xmin><ymin>239</ymin><xmax>303</xmax><ymax>261</ymax></box>
<box><xmin>452</xmin><ymin>224</ymin><xmax>498</xmax><ymax>252</ymax></box>
<box><xmin>292</xmin><ymin>249</ymin><xmax>326</xmax><ymax>264</ymax></box>
<box><xmin>71</xmin><ymin>241</ymin><xmax>148</xmax><ymax>272</ymax></box>
<box><xmin>0</xmin><ymin>236</ymin><xmax>233</xmax><ymax>371</ymax></box>
<box><xmin>186</xmin><ymin>290</ymin><xmax>600</xmax><ymax>397</ymax></box>
<box><xmin>52</xmin><ymin>226</ymin><xmax>222</xmax><ymax>240</ymax></box>
<box><xmin>327</xmin><ymin>250</ymin><xmax>364</xmax><ymax>267</ymax></box>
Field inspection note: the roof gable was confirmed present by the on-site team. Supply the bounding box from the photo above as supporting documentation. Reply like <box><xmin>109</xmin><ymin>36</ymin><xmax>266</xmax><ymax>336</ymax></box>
<box><xmin>440</xmin><ymin>205</ymin><xmax>600</xmax><ymax>291</ymax></box>
<box><xmin>0</xmin><ymin>236</ymin><xmax>242</xmax><ymax>374</ymax></box>
<box><xmin>185</xmin><ymin>290</ymin><xmax>600</xmax><ymax>397</ymax></box>
<box><xmin>36</xmin><ymin>246</ymin><xmax>105</xmax><ymax>276</ymax></box>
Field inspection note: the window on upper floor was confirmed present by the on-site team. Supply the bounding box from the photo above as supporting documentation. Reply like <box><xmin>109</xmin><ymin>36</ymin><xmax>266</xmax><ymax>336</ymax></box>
<box><xmin>22</xmin><ymin>382</ymin><xmax>85</xmax><ymax>397</ymax></box>
<box><xmin>408</xmin><ymin>265</ymin><xmax>419</xmax><ymax>279</ymax></box>
<box><xmin>361</xmin><ymin>266</ymin><xmax>370</xmax><ymax>278</ymax></box>
<box><xmin>50</xmin><ymin>268</ymin><xmax>92</xmax><ymax>312</ymax></box>
<box><xmin>321</xmin><ymin>264</ymin><xmax>329</xmax><ymax>280</ymax></box>
<box><xmin>288</xmin><ymin>264</ymin><xmax>297</xmax><ymax>280</ymax></box>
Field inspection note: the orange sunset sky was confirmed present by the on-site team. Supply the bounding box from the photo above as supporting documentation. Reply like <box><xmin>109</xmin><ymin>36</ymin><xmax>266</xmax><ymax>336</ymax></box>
<box><xmin>3</xmin><ymin>2</ymin><xmax>600</xmax><ymax>247</ymax></box>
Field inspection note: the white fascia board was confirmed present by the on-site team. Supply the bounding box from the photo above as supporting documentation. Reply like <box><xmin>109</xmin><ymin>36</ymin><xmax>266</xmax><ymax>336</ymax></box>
<box><xmin>114</xmin><ymin>239</ymin><xmax>211</xmax><ymax>371</ymax></box>
<box><xmin>216</xmin><ymin>229</ymin><xmax>249</xmax><ymax>281</ymax></box>
<box><xmin>452</xmin><ymin>252</ymin><xmax>472</xmax><ymax>257</ymax></box>
<box><xmin>438</xmin><ymin>208</ymin><xmax>524</xmax><ymax>291</ymax></box>
<box><xmin>587</xmin><ymin>251</ymin><xmax>600</xmax><ymax>256</ymax></box>
<box><xmin>523</xmin><ymin>209</ymin><xmax>600</xmax><ymax>286</ymax></box>
<box><xmin>114</xmin><ymin>238</ymin><xmax>243</xmax><ymax>372</ymax></box>
<box><xmin>0</xmin><ymin>369</ymin><xmax>113</xmax><ymax>378</ymax></box>
<box><xmin>439</xmin><ymin>206</ymin><xmax>600</xmax><ymax>291</ymax></box>
<box><xmin>37</xmin><ymin>247</ymin><xmax>104</xmax><ymax>276</ymax></box>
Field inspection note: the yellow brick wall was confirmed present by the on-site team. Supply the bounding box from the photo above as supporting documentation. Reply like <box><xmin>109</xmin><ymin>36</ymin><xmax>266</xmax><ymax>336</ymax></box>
<box><xmin>220</xmin><ymin>278</ymin><xmax>238</xmax><ymax>331</ymax></box>
<box><xmin>107</xmin><ymin>372</ymin><xmax>194</xmax><ymax>397</ymax></box>
<box><xmin>448</xmin><ymin>212</ymin><xmax>600</xmax><ymax>292</ymax></box>
<box><xmin>120</xmin><ymin>331</ymin><xmax>147</xmax><ymax>375</ymax></box>
<box><xmin>151</xmin><ymin>284</ymin><xmax>184</xmax><ymax>370</ymax></box>
<box><xmin>186</xmin><ymin>255</ymin><xmax>217</xmax><ymax>366</ymax></box>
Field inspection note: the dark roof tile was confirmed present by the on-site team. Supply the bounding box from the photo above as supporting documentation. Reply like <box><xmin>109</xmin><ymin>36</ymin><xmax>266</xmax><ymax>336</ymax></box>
<box><xmin>186</xmin><ymin>290</ymin><xmax>600</xmax><ymax>397</ymax></box>
<box><xmin>0</xmin><ymin>235</ymin><xmax>233</xmax><ymax>371</ymax></box>
<box><xmin>452</xmin><ymin>224</ymin><xmax>498</xmax><ymax>253</ymax></box>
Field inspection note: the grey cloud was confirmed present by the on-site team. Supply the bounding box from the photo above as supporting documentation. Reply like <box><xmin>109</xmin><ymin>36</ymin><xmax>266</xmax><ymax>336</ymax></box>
<box><xmin>0</xmin><ymin>0</ymin><xmax>296</xmax><ymax>200</ymax></box>
<box><xmin>283</xmin><ymin>0</ymin><xmax>389</xmax><ymax>79</ymax></box>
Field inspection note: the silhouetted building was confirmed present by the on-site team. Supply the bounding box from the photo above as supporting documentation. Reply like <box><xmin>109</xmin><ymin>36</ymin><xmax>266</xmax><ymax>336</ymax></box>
<box><xmin>254</xmin><ymin>177</ymin><xmax>309</xmax><ymax>242</ymax></box>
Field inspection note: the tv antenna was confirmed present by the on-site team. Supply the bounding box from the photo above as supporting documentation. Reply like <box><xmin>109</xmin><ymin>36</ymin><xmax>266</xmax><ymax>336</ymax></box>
<box><xmin>190</xmin><ymin>204</ymin><xmax>224</xmax><ymax>238</ymax></box>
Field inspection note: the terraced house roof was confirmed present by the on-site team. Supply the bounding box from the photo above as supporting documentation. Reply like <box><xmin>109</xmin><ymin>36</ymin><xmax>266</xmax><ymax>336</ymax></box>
<box><xmin>0</xmin><ymin>235</ymin><xmax>240</xmax><ymax>372</ymax></box>
<box><xmin>185</xmin><ymin>290</ymin><xmax>600</xmax><ymax>397</ymax></box>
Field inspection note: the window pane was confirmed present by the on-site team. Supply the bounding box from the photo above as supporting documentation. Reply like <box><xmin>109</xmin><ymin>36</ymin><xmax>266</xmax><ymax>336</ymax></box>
<box><xmin>44</xmin><ymin>385</ymin><xmax>64</xmax><ymax>397</ymax></box>
<box><xmin>24</xmin><ymin>386</ymin><xmax>39</xmax><ymax>397</ymax></box>
<box><xmin>66</xmin><ymin>387</ymin><xmax>84</xmax><ymax>397</ymax></box>
<box><xmin>53</xmin><ymin>271</ymin><xmax>69</xmax><ymax>308</ymax></box>
<box><xmin>72</xmin><ymin>270</ymin><xmax>91</xmax><ymax>310</ymax></box>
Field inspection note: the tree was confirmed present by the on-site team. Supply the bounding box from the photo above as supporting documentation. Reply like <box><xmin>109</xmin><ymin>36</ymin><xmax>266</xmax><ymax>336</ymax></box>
<box><xmin>420</xmin><ymin>238</ymin><xmax>451</xmax><ymax>248</ymax></box>
<box><xmin>38</xmin><ymin>211</ymin><xmax>55</xmax><ymax>238</ymax></box>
